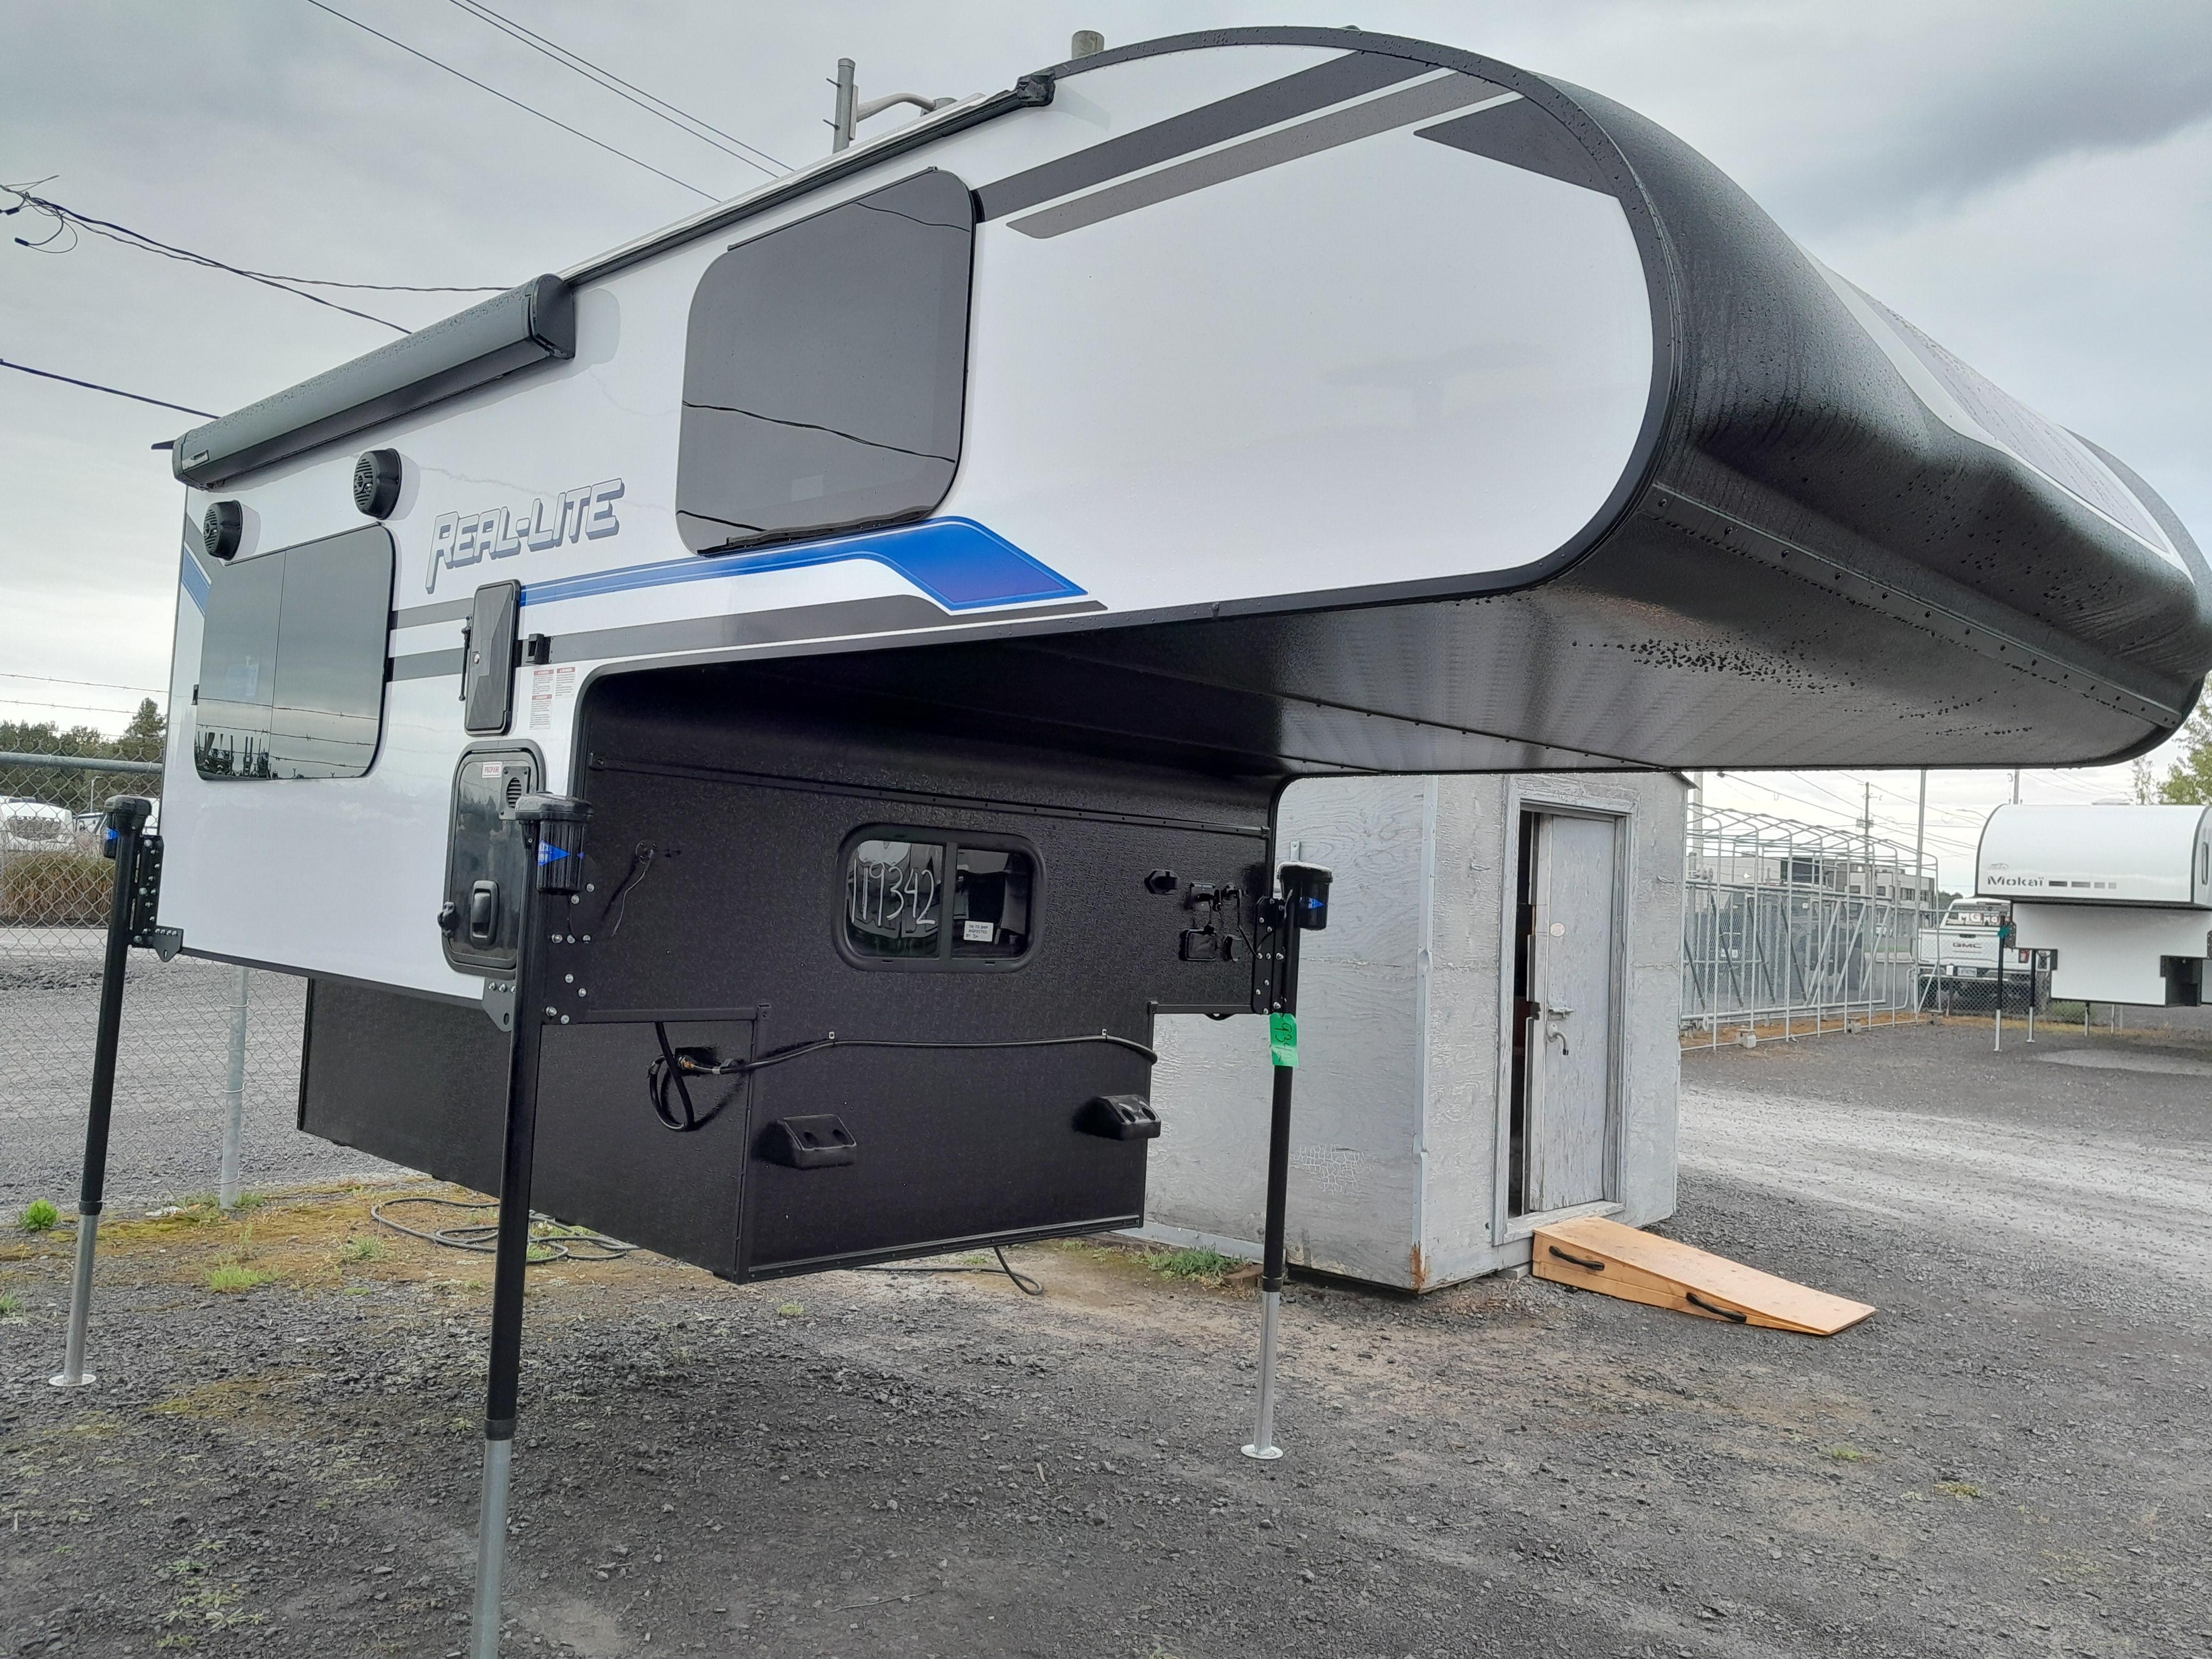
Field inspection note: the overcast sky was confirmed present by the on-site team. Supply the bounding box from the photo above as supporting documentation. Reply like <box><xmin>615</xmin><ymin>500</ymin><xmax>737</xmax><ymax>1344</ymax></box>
<box><xmin>4</xmin><ymin>0</ymin><xmax>2208</xmax><ymax>890</ymax></box>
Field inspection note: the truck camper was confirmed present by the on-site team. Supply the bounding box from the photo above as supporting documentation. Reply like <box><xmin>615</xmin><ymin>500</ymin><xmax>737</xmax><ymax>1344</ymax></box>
<box><xmin>1977</xmin><ymin>803</ymin><xmax>2212</xmax><ymax>1006</ymax></box>
<box><xmin>54</xmin><ymin>24</ymin><xmax>2211</xmax><ymax>1652</ymax></box>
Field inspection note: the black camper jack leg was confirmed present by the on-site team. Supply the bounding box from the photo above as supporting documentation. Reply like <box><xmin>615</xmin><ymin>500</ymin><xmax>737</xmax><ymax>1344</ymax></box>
<box><xmin>471</xmin><ymin>793</ymin><xmax>589</xmax><ymax>1659</ymax></box>
<box><xmin>52</xmin><ymin>795</ymin><xmax>155</xmax><ymax>1391</ymax></box>
<box><xmin>1242</xmin><ymin>861</ymin><xmax>1332</xmax><ymax>1462</ymax></box>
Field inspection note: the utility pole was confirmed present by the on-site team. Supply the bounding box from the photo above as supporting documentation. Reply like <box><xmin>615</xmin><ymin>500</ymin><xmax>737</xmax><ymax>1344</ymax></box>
<box><xmin>1915</xmin><ymin>767</ymin><xmax>1928</xmax><ymax>1021</ymax></box>
<box><xmin>2012</xmin><ymin>767</ymin><xmax>2021</xmax><ymax>805</ymax></box>
<box><xmin>1861</xmin><ymin>781</ymin><xmax>1873</xmax><ymax>1027</ymax></box>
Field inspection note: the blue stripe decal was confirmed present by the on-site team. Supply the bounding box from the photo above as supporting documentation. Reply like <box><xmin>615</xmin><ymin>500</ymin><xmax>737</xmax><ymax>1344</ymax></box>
<box><xmin>180</xmin><ymin>544</ymin><xmax>210</xmax><ymax>613</ymax></box>
<box><xmin>518</xmin><ymin>517</ymin><xmax>1084</xmax><ymax>613</ymax></box>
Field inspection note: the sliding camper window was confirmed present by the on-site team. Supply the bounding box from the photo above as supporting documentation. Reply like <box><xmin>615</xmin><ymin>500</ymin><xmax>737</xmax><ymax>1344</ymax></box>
<box><xmin>676</xmin><ymin>169</ymin><xmax>975</xmax><ymax>554</ymax></box>
<box><xmin>194</xmin><ymin>526</ymin><xmax>393</xmax><ymax>780</ymax></box>
<box><xmin>841</xmin><ymin>826</ymin><xmax>1036</xmax><ymax>969</ymax></box>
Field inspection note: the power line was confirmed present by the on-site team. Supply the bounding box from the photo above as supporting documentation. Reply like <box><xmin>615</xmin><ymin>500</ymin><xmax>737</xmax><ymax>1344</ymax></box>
<box><xmin>444</xmin><ymin>0</ymin><xmax>785</xmax><ymax>178</ymax></box>
<box><xmin>5</xmin><ymin>185</ymin><xmax>411</xmax><ymax>334</ymax></box>
<box><xmin>301</xmin><ymin>0</ymin><xmax>718</xmax><ymax>202</ymax></box>
<box><xmin>0</xmin><ymin>671</ymin><xmax>166</xmax><ymax>696</ymax></box>
<box><xmin>0</xmin><ymin>695</ymin><xmax>166</xmax><ymax>718</ymax></box>
<box><xmin>0</xmin><ymin>356</ymin><xmax>214</xmax><ymax>419</ymax></box>
<box><xmin>4</xmin><ymin>187</ymin><xmax>502</xmax><ymax>297</ymax></box>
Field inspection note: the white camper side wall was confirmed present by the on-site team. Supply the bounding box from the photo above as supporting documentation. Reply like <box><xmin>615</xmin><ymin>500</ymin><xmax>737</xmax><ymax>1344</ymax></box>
<box><xmin>2012</xmin><ymin>902</ymin><xmax>2212</xmax><ymax>1006</ymax></box>
<box><xmin>158</xmin><ymin>40</ymin><xmax>1658</xmax><ymax>997</ymax></box>
<box><xmin>1977</xmin><ymin>803</ymin><xmax>2212</xmax><ymax>908</ymax></box>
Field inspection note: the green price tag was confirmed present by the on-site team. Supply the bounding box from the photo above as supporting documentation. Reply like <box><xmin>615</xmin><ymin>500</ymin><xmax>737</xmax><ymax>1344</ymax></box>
<box><xmin>1269</xmin><ymin>1012</ymin><xmax>1298</xmax><ymax>1068</ymax></box>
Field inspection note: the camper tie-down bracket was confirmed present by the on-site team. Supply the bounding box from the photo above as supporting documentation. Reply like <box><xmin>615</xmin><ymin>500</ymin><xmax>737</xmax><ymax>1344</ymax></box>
<box><xmin>113</xmin><ymin>820</ymin><xmax>181</xmax><ymax>961</ymax></box>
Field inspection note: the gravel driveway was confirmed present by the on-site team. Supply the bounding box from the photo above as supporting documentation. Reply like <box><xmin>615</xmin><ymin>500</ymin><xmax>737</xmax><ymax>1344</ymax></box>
<box><xmin>4</xmin><ymin>1017</ymin><xmax>2210</xmax><ymax>1656</ymax></box>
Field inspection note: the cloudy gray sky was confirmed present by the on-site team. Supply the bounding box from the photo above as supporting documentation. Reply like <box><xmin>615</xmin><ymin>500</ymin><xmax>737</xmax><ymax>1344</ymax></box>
<box><xmin>4</xmin><ymin>0</ymin><xmax>2208</xmax><ymax>888</ymax></box>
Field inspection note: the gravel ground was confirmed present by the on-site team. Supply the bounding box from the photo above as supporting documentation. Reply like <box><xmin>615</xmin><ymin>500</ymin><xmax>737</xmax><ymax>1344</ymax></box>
<box><xmin>5</xmin><ymin>1016</ymin><xmax>2212</xmax><ymax>1657</ymax></box>
<box><xmin>0</xmin><ymin>931</ymin><xmax>390</xmax><ymax>1208</ymax></box>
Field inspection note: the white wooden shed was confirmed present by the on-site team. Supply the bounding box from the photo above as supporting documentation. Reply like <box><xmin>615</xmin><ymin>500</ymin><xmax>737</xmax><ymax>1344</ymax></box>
<box><xmin>1146</xmin><ymin>770</ymin><xmax>1688</xmax><ymax>1291</ymax></box>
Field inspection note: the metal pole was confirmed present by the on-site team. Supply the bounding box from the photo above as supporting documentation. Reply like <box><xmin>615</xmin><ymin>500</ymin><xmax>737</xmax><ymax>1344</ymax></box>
<box><xmin>1994</xmin><ymin>937</ymin><xmax>2004</xmax><ymax>1053</ymax></box>
<box><xmin>53</xmin><ymin>795</ymin><xmax>152</xmax><ymax>1390</ymax></box>
<box><xmin>218</xmin><ymin>966</ymin><xmax>249</xmax><ymax>1210</ymax></box>
<box><xmin>830</xmin><ymin>57</ymin><xmax>857</xmax><ymax>151</ymax></box>
<box><xmin>1914</xmin><ymin>769</ymin><xmax>1928</xmax><ymax>1024</ymax></box>
<box><xmin>1245</xmin><ymin>861</ymin><xmax>1328</xmax><ymax>1463</ymax></box>
<box><xmin>470</xmin><ymin>793</ymin><xmax>589</xmax><ymax>1659</ymax></box>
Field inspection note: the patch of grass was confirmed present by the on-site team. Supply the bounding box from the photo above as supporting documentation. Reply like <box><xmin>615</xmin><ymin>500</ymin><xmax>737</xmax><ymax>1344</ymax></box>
<box><xmin>1824</xmin><ymin>1443</ymin><xmax>1870</xmax><ymax>1463</ymax></box>
<box><xmin>776</xmin><ymin>1301</ymin><xmax>805</xmax><ymax>1318</ymax></box>
<box><xmin>0</xmin><ymin>1292</ymin><xmax>22</xmax><ymax>1318</ymax></box>
<box><xmin>1149</xmin><ymin>1246</ymin><xmax>1247</xmax><ymax>1285</ymax></box>
<box><xmin>20</xmin><ymin>1199</ymin><xmax>60</xmax><ymax>1232</ymax></box>
<box><xmin>1934</xmin><ymin>1480</ymin><xmax>1983</xmax><ymax>1501</ymax></box>
<box><xmin>205</xmin><ymin>1263</ymin><xmax>275</xmax><ymax>1294</ymax></box>
<box><xmin>337</xmin><ymin>1236</ymin><xmax>386</xmax><ymax>1264</ymax></box>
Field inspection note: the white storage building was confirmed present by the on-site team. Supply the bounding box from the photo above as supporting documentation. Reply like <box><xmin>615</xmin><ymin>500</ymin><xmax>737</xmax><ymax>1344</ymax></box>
<box><xmin>1147</xmin><ymin>771</ymin><xmax>1688</xmax><ymax>1291</ymax></box>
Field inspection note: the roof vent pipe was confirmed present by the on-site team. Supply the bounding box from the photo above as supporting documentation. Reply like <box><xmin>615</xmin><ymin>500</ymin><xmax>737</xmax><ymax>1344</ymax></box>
<box><xmin>1070</xmin><ymin>30</ymin><xmax>1105</xmax><ymax>57</ymax></box>
<box><xmin>827</xmin><ymin>58</ymin><xmax>958</xmax><ymax>152</ymax></box>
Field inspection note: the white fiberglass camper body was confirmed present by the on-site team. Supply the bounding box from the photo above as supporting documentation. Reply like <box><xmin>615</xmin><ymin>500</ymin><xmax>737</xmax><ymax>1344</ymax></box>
<box><xmin>1977</xmin><ymin>804</ymin><xmax>2212</xmax><ymax>1006</ymax></box>
<box><xmin>158</xmin><ymin>27</ymin><xmax>2211</xmax><ymax>1009</ymax></box>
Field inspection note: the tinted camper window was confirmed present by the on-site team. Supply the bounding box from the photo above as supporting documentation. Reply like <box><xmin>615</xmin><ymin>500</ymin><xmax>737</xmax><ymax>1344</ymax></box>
<box><xmin>676</xmin><ymin>170</ymin><xmax>975</xmax><ymax>554</ymax></box>
<box><xmin>194</xmin><ymin>526</ymin><xmax>393</xmax><ymax>780</ymax></box>
<box><xmin>840</xmin><ymin>826</ymin><xmax>1036</xmax><ymax>969</ymax></box>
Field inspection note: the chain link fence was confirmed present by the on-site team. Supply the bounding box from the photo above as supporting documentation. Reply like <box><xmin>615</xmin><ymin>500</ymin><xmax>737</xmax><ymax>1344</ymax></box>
<box><xmin>1</xmin><ymin>750</ymin><xmax>381</xmax><ymax>1218</ymax></box>
<box><xmin>1682</xmin><ymin>805</ymin><xmax>1938</xmax><ymax>1047</ymax></box>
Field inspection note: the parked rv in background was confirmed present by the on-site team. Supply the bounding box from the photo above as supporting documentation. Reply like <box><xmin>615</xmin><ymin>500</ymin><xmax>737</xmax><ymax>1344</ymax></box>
<box><xmin>1977</xmin><ymin>803</ymin><xmax>2212</xmax><ymax>1007</ymax></box>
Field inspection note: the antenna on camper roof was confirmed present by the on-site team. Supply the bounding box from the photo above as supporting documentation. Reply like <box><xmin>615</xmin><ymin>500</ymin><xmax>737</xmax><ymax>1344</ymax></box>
<box><xmin>826</xmin><ymin>58</ymin><xmax>959</xmax><ymax>153</ymax></box>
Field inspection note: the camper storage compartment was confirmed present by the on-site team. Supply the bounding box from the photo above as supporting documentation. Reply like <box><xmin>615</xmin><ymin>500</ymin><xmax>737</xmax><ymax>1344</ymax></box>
<box><xmin>300</xmin><ymin>662</ymin><xmax>1269</xmax><ymax>1279</ymax></box>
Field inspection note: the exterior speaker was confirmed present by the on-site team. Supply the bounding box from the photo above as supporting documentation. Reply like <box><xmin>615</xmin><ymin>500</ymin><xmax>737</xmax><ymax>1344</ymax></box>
<box><xmin>352</xmin><ymin>448</ymin><xmax>403</xmax><ymax>518</ymax></box>
<box><xmin>202</xmin><ymin>500</ymin><xmax>243</xmax><ymax>561</ymax></box>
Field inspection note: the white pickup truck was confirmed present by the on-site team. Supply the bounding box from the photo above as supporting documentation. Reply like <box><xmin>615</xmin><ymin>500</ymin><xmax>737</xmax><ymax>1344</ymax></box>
<box><xmin>1918</xmin><ymin>899</ymin><xmax>2044</xmax><ymax>1010</ymax></box>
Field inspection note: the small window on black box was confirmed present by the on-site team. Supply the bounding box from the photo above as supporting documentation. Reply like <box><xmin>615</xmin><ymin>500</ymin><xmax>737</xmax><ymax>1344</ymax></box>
<box><xmin>194</xmin><ymin>526</ymin><xmax>393</xmax><ymax>780</ymax></box>
<box><xmin>676</xmin><ymin>169</ymin><xmax>976</xmax><ymax>554</ymax></box>
<box><xmin>841</xmin><ymin>827</ymin><xmax>1036</xmax><ymax>968</ymax></box>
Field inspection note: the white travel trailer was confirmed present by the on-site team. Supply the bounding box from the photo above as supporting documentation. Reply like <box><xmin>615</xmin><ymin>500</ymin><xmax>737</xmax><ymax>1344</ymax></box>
<box><xmin>1977</xmin><ymin>803</ymin><xmax>2212</xmax><ymax>1006</ymax></box>
<box><xmin>54</xmin><ymin>23</ymin><xmax>2212</xmax><ymax>1653</ymax></box>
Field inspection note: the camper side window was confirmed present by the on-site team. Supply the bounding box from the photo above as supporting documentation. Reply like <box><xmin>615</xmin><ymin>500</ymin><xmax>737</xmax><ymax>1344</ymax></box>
<box><xmin>194</xmin><ymin>526</ymin><xmax>393</xmax><ymax>780</ymax></box>
<box><xmin>841</xmin><ymin>826</ymin><xmax>1036</xmax><ymax>968</ymax></box>
<box><xmin>676</xmin><ymin>169</ymin><xmax>975</xmax><ymax>555</ymax></box>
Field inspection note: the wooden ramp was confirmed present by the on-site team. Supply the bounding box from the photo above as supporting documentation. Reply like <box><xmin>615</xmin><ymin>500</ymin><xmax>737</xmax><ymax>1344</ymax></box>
<box><xmin>1531</xmin><ymin>1215</ymin><xmax>1875</xmax><ymax>1335</ymax></box>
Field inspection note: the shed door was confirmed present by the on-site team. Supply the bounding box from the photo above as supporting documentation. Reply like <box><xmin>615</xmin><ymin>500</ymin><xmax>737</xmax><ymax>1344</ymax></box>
<box><xmin>1524</xmin><ymin>813</ymin><xmax>1618</xmax><ymax>1212</ymax></box>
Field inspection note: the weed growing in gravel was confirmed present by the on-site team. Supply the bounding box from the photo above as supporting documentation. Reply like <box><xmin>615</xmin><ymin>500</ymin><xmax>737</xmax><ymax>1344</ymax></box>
<box><xmin>1935</xmin><ymin>1481</ymin><xmax>1983</xmax><ymax>1500</ymax></box>
<box><xmin>206</xmin><ymin>1264</ymin><xmax>275</xmax><ymax>1294</ymax></box>
<box><xmin>1825</xmin><ymin>1444</ymin><xmax>1870</xmax><ymax>1463</ymax></box>
<box><xmin>20</xmin><ymin>1199</ymin><xmax>60</xmax><ymax>1232</ymax></box>
<box><xmin>338</xmin><ymin>1236</ymin><xmax>387</xmax><ymax>1263</ymax></box>
<box><xmin>0</xmin><ymin>1291</ymin><xmax>22</xmax><ymax>1317</ymax></box>
<box><xmin>776</xmin><ymin>1301</ymin><xmax>806</xmax><ymax>1317</ymax></box>
<box><xmin>1150</xmin><ymin>1247</ymin><xmax>1245</xmax><ymax>1284</ymax></box>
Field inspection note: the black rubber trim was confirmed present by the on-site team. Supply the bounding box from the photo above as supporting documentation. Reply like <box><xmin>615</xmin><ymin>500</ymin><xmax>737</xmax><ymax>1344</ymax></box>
<box><xmin>172</xmin><ymin>275</ymin><xmax>574</xmax><ymax>488</ymax></box>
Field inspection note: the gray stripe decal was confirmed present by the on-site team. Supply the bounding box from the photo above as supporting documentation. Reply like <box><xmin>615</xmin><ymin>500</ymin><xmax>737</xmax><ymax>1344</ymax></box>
<box><xmin>387</xmin><ymin>594</ymin><xmax>1107</xmax><ymax>680</ymax></box>
<box><xmin>392</xmin><ymin>648</ymin><xmax>466</xmax><ymax>681</ymax></box>
<box><xmin>975</xmin><ymin>50</ymin><xmax>1426</xmax><ymax>221</ymax></box>
<box><xmin>392</xmin><ymin>596</ymin><xmax>477</xmax><ymax>628</ymax></box>
<box><xmin>1009</xmin><ymin>78</ymin><xmax>1515</xmax><ymax>240</ymax></box>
